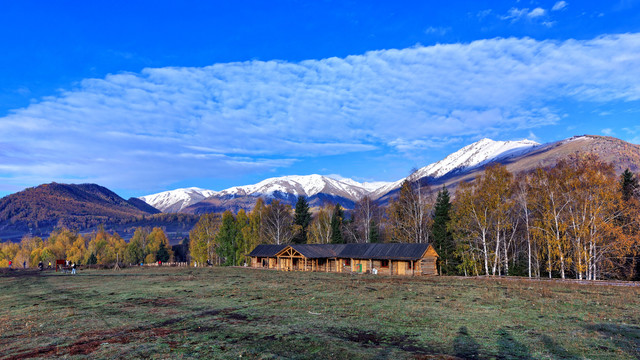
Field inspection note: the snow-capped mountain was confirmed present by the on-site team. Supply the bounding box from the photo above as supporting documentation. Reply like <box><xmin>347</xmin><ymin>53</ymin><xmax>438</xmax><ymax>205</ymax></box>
<box><xmin>215</xmin><ymin>174</ymin><xmax>382</xmax><ymax>200</ymax></box>
<box><xmin>414</xmin><ymin>138</ymin><xmax>539</xmax><ymax>178</ymax></box>
<box><xmin>141</xmin><ymin>175</ymin><xmax>395</xmax><ymax>213</ymax></box>
<box><xmin>140</xmin><ymin>138</ymin><xmax>540</xmax><ymax>213</ymax></box>
<box><xmin>370</xmin><ymin>138</ymin><xmax>540</xmax><ymax>198</ymax></box>
<box><xmin>139</xmin><ymin>187</ymin><xmax>217</xmax><ymax>213</ymax></box>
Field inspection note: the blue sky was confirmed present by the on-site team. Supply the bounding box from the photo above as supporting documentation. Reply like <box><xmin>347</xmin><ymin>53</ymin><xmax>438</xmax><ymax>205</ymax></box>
<box><xmin>1</xmin><ymin>0</ymin><xmax>640</xmax><ymax>198</ymax></box>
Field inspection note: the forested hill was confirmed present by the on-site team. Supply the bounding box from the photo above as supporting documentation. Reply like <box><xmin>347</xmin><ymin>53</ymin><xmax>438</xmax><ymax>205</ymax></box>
<box><xmin>0</xmin><ymin>183</ymin><xmax>161</xmax><ymax>240</ymax></box>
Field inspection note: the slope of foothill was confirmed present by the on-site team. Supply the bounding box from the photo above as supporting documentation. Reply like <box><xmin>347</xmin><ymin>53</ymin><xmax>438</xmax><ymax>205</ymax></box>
<box><xmin>0</xmin><ymin>183</ymin><xmax>160</xmax><ymax>240</ymax></box>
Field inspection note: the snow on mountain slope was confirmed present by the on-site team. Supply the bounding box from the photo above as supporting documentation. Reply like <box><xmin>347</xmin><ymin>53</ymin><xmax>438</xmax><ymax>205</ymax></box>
<box><xmin>413</xmin><ymin>138</ymin><xmax>540</xmax><ymax>179</ymax></box>
<box><xmin>216</xmin><ymin>174</ymin><xmax>390</xmax><ymax>200</ymax></box>
<box><xmin>139</xmin><ymin>187</ymin><xmax>217</xmax><ymax>213</ymax></box>
<box><xmin>141</xmin><ymin>175</ymin><xmax>395</xmax><ymax>213</ymax></box>
<box><xmin>370</xmin><ymin>138</ymin><xmax>539</xmax><ymax>198</ymax></box>
<box><xmin>141</xmin><ymin>138</ymin><xmax>540</xmax><ymax>212</ymax></box>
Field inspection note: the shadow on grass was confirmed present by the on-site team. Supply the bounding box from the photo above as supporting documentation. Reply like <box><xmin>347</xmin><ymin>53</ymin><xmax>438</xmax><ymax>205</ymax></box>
<box><xmin>453</xmin><ymin>326</ymin><xmax>482</xmax><ymax>359</ymax></box>
<box><xmin>584</xmin><ymin>323</ymin><xmax>640</xmax><ymax>358</ymax></box>
<box><xmin>540</xmin><ymin>335</ymin><xmax>580</xmax><ymax>360</ymax></box>
<box><xmin>496</xmin><ymin>328</ymin><xmax>530</xmax><ymax>360</ymax></box>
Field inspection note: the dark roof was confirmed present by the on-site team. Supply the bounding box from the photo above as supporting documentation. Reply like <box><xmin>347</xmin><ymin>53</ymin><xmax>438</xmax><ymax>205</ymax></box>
<box><xmin>338</xmin><ymin>243</ymin><xmax>431</xmax><ymax>260</ymax></box>
<box><xmin>248</xmin><ymin>244</ymin><xmax>287</xmax><ymax>257</ymax></box>
<box><xmin>250</xmin><ymin>243</ymin><xmax>433</xmax><ymax>260</ymax></box>
<box><xmin>288</xmin><ymin>244</ymin><xmax>347</xmax><ymax>259</ymax></box>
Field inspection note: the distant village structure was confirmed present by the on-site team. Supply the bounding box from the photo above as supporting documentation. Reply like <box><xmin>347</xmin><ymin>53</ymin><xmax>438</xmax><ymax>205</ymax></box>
<box><xmin>248</xmin><ymin>243</ymin><xmax>439</xmax><ymax>276</ymax></box>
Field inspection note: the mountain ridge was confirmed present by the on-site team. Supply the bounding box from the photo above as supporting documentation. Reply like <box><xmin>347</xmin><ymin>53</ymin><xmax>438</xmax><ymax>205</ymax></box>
<box><xmin>141</xmin><ymin>138</ymin><xmax>540</xmax><ymax>212</ymax></box>
<box><xmin>1</xmin><ymin>135</ymin><xmax>640</xmax><ymax>241</ymax></box>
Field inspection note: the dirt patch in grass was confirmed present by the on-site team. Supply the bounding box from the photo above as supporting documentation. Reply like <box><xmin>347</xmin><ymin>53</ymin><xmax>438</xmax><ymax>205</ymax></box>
<box><xmin>5</xmin><ymin>322</ymin><xmax>179</xmax><ymax>359</ymax></box>
<box><xmin>137</xmin><ymin>297</ymin><xmax>182</xmax><ymax>307</ymax></box>
<box><xmin>226</xmin><ymin>312</ymin><xmax>249</xmax><ymax>321</ymax></box>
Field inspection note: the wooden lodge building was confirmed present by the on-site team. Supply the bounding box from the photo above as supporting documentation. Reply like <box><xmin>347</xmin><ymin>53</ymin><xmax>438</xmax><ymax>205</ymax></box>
<box><xmin>248</xmin><ymin>243</ymin><xmax>438</xmax><ymax>276</ymax></box>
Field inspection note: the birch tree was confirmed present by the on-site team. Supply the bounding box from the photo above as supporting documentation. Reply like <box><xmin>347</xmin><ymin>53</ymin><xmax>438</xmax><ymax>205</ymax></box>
<box><xmin>387</xmin><ymin>175</ymin><xmax>432</xmax><ymax>243</ymax></box>
<box><xmin>262</xmin><ymin>200</ymin><xmax>295</xmax><ymax>245</ymax></box>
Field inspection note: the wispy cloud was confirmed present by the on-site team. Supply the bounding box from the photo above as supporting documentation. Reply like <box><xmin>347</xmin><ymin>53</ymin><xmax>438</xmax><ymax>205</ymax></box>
<box><xmin>424</xmin><ymin>26</ymin><xmax>450</xmax><ymax>36</ymax></box>
<box><xmin>2</xmin><ymin>34</ymin><xmax>640</xmax><ymax>192</ymax></box>
<box><xmin>552</xmin><ymin>1</ymin><xmax>568</xmax><ymax>11</ymax></box>
<box><xmin>501</xmin><ymin>7</ymin><xmax>547</xmax><ymax>21</ymax></box>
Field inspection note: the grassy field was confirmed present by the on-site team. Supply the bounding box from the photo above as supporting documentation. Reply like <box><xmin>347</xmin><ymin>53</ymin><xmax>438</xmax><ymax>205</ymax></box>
<box><xmin>1</xmin><ymin>267</ymin><xmax>639</xmax><ymax>359</ymax></box>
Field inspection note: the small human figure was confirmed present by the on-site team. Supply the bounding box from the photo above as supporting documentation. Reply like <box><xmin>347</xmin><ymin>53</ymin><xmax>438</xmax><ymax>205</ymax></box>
<box><xmin>71</xmin><ymin>262</ymin><xmax>76</xmax><ymax>274</ymax></box>
<box><xmin>158</xmin><ymin>260</ymin><xmax>162</xmax><ymax>266</ymax></box>
<box><xmin>48</xmin><ymin>261</ymin><xmax>51</xmax><ymax>269</ymax></box>
<box><xmin>38</xmin><ymin>261</ymin><xmax>43</xmax><ymax>271</ymax></box>
<box><xmin>8</xmin><ymin>260</ymin><xmax>12</xmax><ymax>269</ymax></box>
<box><xmin>23</xmin><ymin>261</ymin><xmax>26</xmax><ymax>269</ymax></box>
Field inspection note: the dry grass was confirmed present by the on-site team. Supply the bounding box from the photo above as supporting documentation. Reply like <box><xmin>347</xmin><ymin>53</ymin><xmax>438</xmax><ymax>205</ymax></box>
<box><xmin>1</xmin><ymin>267</ymin><xmax>639</xmax><ymax>359</ymax></box>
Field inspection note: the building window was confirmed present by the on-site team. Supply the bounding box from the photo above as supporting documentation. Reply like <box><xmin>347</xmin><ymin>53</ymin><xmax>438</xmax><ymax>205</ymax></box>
<box><xmin>381</xmin><ymin>260</ymin><xmax>389</xmax><ymax>268</ymax></box>
<box><xmin>344</xmin><ymin>259</ymin><xmax>351</xmax><ymax>266</ymax></box>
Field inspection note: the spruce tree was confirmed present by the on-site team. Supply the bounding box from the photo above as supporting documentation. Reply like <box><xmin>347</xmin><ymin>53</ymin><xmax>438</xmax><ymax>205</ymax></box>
<box><xmin>156</xmin><ymin>241</ymin><xmax>170</xmax><ymax>262</ymax></box>
<box><xmin>330</xmin><ymin>204</ymin><xmax>344</xmax><ymax>244</ymax></box>
<box><xmin>368</xmin><ymin>219</ymin><xmax>380</xmax><ymax>243</ymax></box>
<box><xmin>432</xmin><ymin>186</ymin><xmax>455</xmax><ymax>275</ymax></box>
<box><xmin>293</xmin><ymin>196</ymin><xmax>312</xmax><ymax>244</ymax></box>
<box><xmin>217</xmin><ymin>211</ymin><xmax>238</xmax><ymax>266</ymax></box>
<box><xmin>621</xmin><ymin>168</ymin><xmax>639</xmax><ymax>202</ymax></box>
<box><xmin>87</xmin><ymin>253</ymin><xmax>97</xmax><ymax>265</ymax></box>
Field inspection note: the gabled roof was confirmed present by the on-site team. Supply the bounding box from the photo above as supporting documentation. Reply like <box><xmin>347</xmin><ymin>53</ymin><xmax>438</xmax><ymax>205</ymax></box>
<box><xmin>338</xmin><ymin>243</ymin><xmax>431</xmax><ymax>260</ymax></box>
<box><xmin>286</xmin><ymin>244</ymin><xmax>347</xmax><ymax>259</ymax></box>
<box><xmin>248</xmin><ymin>244</ymin><xmax>287</xmax><ymax>257</ymax></box>
<box><xmin>250</xmin><ymin>243</ymin><xmax>434</xmax><ymax>261</ymax></box>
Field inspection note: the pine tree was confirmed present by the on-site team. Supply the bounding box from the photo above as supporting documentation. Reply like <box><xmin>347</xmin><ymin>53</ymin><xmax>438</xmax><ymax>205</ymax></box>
<box><xmin>621</xmin><ymin>168</ymin><xmax>639</xmax><ymax>202</ymax></box>
<box><xmin>331</xmin><ymin>204</ymin><xmax>344</xmax><ymax>244</ymax></box>
<box><xmin>368</xmin><ymin>219</ymin><xmax>380</xmax><ymax>243</ymax></box>
<box><xmin>293</xmin><ymin>196</ymin><xmax>312</xmax><ymax>244</ymax></box>
<box><xmin>156</xmin><ymin>241</ymin><xmax>170</xmax><ymax>262</ymax></box>
<box><xmin>216</xmin><ymin>211</ymin><xmax>238</xmax><ymax>266</ymax></box>
<box><xmin>432</xmin><ymin>186</ymin><xmax>455</xmax><ymax>275</ymax></box>
<box><xmin>87</xmin><ymin>252</ymin><xmax>97</xmax><ymax>265</ymax></box>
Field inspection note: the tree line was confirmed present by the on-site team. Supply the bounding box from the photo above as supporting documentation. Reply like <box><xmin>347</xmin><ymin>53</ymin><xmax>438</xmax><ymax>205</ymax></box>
<box><xmin>449</xmin><ymin>156</ymin><xmax>640</xmax><ymax>280</ymax></box>
<box><xmin>187</xmin><ymin>155</ymin><xmax>640</xmax><ymax>280</ymax></box>
<box><xmin>0</xmin><ymin>225</ymin><xmax>174</xmax><ymax>267</ymax></box>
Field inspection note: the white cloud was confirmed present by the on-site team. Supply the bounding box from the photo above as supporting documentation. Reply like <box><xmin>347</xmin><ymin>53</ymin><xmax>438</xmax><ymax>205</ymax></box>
<box><xmin>3</xmin><ymin>34</ymin><xmax>640</xmax><ymax>191</ymax></box>
<box><xmin>424</xmin><ymin>26</ymin><xmax>450</xmax><ymax>36</ymax></box>
<box><xmin>501</xmin><ymin>8</ymin><xmax>529</xmax><ymax>21</ymax></box>
<box><xmin>528</xmin><ymin>8</ymin><xmax>546</xmax><ymax>18</ymax></box>
<box><xmin>552</xmin><ymin>1</ymin><xmax>568</xmax><ymax>11</ymax></box>
<box><xmin>500</xmin><ymin>7</ymin><xmax>548</xmax><ymax>22</ymax></box>
<box><xmin>602</xmin><ymin>128</ymin><xmax>614</xmax><ymax>135</ymax></box>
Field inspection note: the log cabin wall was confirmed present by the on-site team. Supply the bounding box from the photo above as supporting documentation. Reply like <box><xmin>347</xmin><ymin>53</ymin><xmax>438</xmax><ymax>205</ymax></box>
<box><xmin>248</xmin><ymin>243</ymin><xmax>440</xmax><ymax>276</ymax></box>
